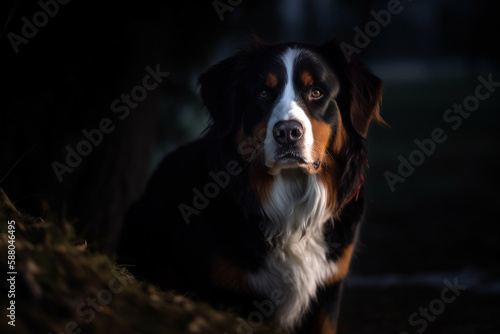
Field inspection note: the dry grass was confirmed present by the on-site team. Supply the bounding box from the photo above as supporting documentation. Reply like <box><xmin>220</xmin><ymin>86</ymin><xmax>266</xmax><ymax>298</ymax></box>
<box><xmin>0</xmin><ymin>189</ymin><xmax>279</xmax><ymax>334</ymax></box>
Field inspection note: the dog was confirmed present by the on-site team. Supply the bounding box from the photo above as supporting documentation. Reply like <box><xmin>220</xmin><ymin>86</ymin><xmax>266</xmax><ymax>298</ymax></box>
<box><xmin>117</xmin><ymin>38</ymin><xmax>384</xmax><ymax>333</ymax></box>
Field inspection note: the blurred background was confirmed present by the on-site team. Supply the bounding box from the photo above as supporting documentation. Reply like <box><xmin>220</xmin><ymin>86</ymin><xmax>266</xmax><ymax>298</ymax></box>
<box><xmin>1</xmin><ymin>0</ymin><xmax>499</xmax><ymax>332</ymax></box>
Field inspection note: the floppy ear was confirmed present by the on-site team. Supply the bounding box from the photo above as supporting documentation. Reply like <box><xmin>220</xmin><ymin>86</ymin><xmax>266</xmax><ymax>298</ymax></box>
<box><xmin>198</xmin><ymin>55</ymin><xmax>244</xmax><ymax>138</ymax></box>
<box><xmin>320</xmin><ymin>39</ymin><xmax>385</xmax><ymax>138</ymax></box>
<box><xmin>320</xmin><ymin>39</ymin><xmax>386</xmax><ymax>211</ymax></box>
<box><xmin>198</xmin><ymin>38</ymin><xmax>263</xmax><ymax>138</ymax></box>
<box><xmin>347</xmin><ymin>59</ymin><xmax>385</xmax><ymax>137</ymax></box>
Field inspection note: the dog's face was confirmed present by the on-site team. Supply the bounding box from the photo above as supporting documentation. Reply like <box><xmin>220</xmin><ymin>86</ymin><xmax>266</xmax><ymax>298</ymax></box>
<box><xmin>240</xmin><ymin>47</ymin><xmax>341</xmax><ymax>176</ymax></box>
<box><xmin>199</xmin><ymin>39</ymin><xmax>383</xmax><ymax>211</ymax></box>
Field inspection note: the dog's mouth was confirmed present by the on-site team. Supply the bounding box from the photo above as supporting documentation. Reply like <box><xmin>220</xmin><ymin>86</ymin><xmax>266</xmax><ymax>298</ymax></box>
<box><xmin>265</xmin><ymin>151</ymin><xmax>321</xmax><ymax>175</ymax></box>
<box><xmin>276</xmin><ymin>151</ymin><xmax>307</xmax><ymax>164</ymax></box>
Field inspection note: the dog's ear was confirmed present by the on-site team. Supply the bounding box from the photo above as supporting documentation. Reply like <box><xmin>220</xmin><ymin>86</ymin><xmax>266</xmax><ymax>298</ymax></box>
<box><xmin>198</xmin><ymin>55</ymin><xmax>243</xmax><ymax>138</ymax></box>
<box><xmin>198</xmin><ymin>39</ymin><xmax>263</xmax><ymax>138</ymax></box>
<box><xmin>347</xmin><ymin>58</ymin><xmax>385</xmax><ymax>138</ymax></box>
<box><xmin>320</xmin><ymin>39</ymin><xmax>386</xmax><ymax>211</ymax></box>
<box><xmin>320</xmin><ymin>39</ymin><xmax>386</xmax><ymax>138</ymax></box>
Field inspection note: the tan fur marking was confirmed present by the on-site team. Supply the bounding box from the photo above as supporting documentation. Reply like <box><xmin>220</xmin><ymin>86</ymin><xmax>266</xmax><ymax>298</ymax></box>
<box><xmin>252</xmin><ymin>121</ymin><xmax>268</xmax><ymax>144</ymax></box>
<box><xmin>330</xmin><ymin>244</ymin><xmax>354</xmax><ymax>284</ymax></box>
<box><xmin>310</xmin><ymin>117</ymin><xmax>340</xmax><ymax>211</ymax></box>
<box><xmin>237</xmin><ymin>121</ymin><xmax>267</xmax><ymax>162</ymax></box>
<box><xmin>332</xmin><ymin>113</ymin><xmax>349</xmax><ymax>156</ymax></box>
<box><xmin>301</xmin><ymin>70</ymin><xmax>314</xmax><ymax>87</ymax></box>
<box><xmin>265</xmin><ymin>73</ymin><xmax>278</xmax><ymax>88</ymax></box>
<box><xmin>317</xmin><ymin>159</ymin><xmax>338</xmax><ymax>213</ymax></box>
<box><xmin>312</xmin><ymin>310</ymin><xmax>338</xmax><ymax>334</ymax></box>
<box><xmin>310</xmin><ymin>118</ymin><xmax>331</xmax><ymax>168</ymax></box>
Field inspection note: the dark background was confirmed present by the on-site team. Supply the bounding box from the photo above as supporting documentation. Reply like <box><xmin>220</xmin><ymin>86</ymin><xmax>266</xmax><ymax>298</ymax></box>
<box><xmin>1</xmin><ymin>0</ymin><xmax>499</xmax><ymax>332</ymax></box>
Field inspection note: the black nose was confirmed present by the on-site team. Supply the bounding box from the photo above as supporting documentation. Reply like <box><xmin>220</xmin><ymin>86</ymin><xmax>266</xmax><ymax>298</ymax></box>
<box><xmin>273</xmin><ymin>120</ymin><xmax>304</xmax><ymax>146</ymax></box>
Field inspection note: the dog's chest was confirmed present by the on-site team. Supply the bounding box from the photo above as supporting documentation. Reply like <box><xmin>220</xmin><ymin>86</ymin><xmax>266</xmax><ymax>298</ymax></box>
<box><xmin>247</xmin><ymin>173</ymin><xmax>338</xmax><ymax>330</ymax></box>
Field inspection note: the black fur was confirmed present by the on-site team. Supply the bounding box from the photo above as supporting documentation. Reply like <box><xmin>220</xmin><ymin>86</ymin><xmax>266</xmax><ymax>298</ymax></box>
<box><xmin>117</xmin><ymin>39</ymin><xmax>383</xmax><ymax>333</ymax></box>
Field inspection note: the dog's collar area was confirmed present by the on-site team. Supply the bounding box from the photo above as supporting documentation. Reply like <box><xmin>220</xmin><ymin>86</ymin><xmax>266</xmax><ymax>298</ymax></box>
<box><xmin>345</xmin><ymin>174</ymin><xmax>364</xmax><ymax>205</ymax></box>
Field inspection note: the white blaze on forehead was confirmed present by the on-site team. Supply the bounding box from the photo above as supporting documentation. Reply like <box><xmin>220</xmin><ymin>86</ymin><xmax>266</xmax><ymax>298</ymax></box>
<box><xmin>264</xmin><ymin>47</ymin><xmax>315</xmax><ymax>167</ymax></box>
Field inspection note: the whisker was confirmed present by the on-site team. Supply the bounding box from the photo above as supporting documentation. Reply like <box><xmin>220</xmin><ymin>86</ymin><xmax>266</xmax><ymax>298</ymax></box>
<box><xmin>249</xmin><ymin>143</ymin><xmax>265</xmax><ymax>162</ymax></box>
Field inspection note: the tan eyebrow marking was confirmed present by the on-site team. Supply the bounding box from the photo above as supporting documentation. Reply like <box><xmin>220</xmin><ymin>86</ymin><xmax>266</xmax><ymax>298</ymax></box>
<box><xmin>301</xmin><ymin>70</ymin><xmax>314</xmax><ymax>87</ymax></box>
<box><xmin>265</xmin><ymin>73</ymin><xmax>278</xmax><ymax>88</ymax></box>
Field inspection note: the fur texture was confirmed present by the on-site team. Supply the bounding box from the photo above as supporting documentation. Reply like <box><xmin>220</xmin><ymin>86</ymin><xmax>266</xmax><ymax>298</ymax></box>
<box><xmin>118</xmin><ymin>38</ymin><xmax>383</xmax><ymax>333</ymax></box>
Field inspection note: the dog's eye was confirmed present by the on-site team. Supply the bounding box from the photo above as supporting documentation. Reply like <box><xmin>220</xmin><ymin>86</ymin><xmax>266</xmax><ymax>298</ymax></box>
<box><xmin>310</xmin><ymin>88</ymin><xmax>323</xmax><ymax>99</ymax></box>
<box><xmin>258</xmin><ymin>89</ymin><xmax>270</xmax><ymax>99</ymax></box>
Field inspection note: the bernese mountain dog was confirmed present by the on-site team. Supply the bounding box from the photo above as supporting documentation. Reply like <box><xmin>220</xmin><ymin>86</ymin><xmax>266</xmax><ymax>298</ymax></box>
<box><xmin>117</xmin><ymin>38</ymin><xmax>384</xmax><ymax>333</ymax></box>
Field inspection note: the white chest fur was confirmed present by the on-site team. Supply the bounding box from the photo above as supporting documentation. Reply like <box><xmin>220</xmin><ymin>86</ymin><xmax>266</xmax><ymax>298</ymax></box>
<box><xmin>247</xmin><ymin>170</ymin><xmax>338</xmax><ymax>331</ymax></box>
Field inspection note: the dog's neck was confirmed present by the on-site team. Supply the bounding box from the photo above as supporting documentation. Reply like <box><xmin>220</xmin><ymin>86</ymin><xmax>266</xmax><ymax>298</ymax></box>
<box><xmin>249</xmin><ymin>169</ymin><xmax>337</xmax><ymax>330</ymax></box>
<box><xmin>260</xmin><ymin>169</ymin><xmax>332</xmax><ymax>247</ymax></box>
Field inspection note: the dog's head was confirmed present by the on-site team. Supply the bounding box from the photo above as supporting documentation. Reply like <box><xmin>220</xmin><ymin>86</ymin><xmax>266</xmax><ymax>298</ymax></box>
<box><xmin>198</xmin><ymin>38</ymin><xmax>384</xmax><ymax>213</ymax></box>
